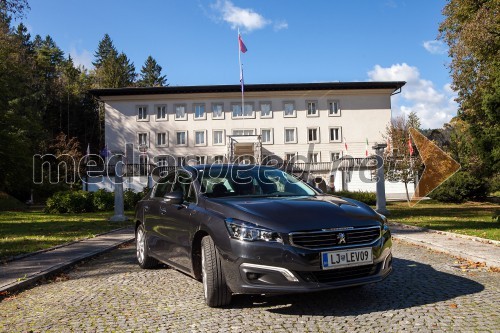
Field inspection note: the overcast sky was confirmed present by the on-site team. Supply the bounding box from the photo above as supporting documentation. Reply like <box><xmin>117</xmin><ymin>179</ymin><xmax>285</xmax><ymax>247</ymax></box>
<box><xmin>21</xmin><ymin>0</ymin><xmax>456</xmax><ymax>129</ymax></box>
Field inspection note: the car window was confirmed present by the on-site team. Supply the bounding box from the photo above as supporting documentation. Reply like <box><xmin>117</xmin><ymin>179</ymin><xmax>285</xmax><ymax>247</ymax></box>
<box><xmin>173</xmin><ymin>171</ymin><xmax>196</xmax><ymax>203</ymax></box>
<box><xmin>199</xmin><ymin>167</ymin><xmax>315</xmax><ymax>198</ymax></box>
<box><xmin>154</xmin><ymin>174</ymin><xmax>176</xmax><ymax>198</ymax></box>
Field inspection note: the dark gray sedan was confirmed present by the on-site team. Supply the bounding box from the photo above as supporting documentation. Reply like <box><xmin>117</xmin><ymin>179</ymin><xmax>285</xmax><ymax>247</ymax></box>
<box><xmin>135</xmin><ymin>164</ymin><xmax>392</xmax><ymax>307</ymax></box>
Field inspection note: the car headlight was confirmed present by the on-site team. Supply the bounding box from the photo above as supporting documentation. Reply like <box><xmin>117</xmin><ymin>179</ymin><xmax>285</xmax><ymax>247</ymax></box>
<box><xmin>225</xmin><ymin>218</ymin><xmax>283</xmax><ymax>243</ymax></box>
<box><xmin>377</xmin><ymin>212</ymin><xmax>388</xmax><ymax>225</ymax></box>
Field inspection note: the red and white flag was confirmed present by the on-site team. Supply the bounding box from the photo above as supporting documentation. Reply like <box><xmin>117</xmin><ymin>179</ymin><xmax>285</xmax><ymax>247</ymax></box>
<box><xmin>365</xmin><ymin>138</ymin><xmax>369</xmax><ymax>157</ymax></box>
<box><xmin>343</xmin><ymin>137</ymin><xmax>348</xmax><ymax>152</ymax></box>
<box><xmin>238</xmin><ymin>33</ymin><xmax>247</xmax><ymax>53</ymax></box>
<box><xmin>408</xmin><ymin>135</ymin><xmax>414</xmax><ymax>156</ymax></box>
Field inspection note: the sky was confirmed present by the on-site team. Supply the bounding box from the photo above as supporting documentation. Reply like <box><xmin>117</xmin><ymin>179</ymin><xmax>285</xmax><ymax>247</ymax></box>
<box><xmin>20</xmin><ymin>0</ymin><xmax>456</xmax><ymax>129</ymax></box>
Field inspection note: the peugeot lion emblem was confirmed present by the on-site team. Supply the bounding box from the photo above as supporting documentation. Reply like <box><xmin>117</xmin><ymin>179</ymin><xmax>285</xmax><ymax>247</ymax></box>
<box><xmin>337</xmin><ymin>233</ymin><xmax>346</xmax><ymax>244</ymax></box>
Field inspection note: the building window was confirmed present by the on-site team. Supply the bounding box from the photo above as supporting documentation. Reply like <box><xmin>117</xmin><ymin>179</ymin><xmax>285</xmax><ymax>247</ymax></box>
<box><xmin>194</xmin><ymin>104</ymin><xmax>206</xmax><ymax>120</ymax></box>
<box><xmin>329</xmin><ymin>127</ymin><xmax>342</xmax><ymax>142</ymax></box>
<box><xmin>177</xmin><ymin>156</ymin><xmax>185</xmax><ymax>166</ymax></box>
<box><xmin>213</xmin><ymin>130</ymin><xmax>225</xmax><ymax>145</ymax></box>
<box><xmin>260</xmin><ymin>102</ymin><xmax>272</xmax><ymax>118</ymax></box>
<box><xmin>156</xmin><ymin>156</ymin><xmax>169</xmax><ymax>167</ymax></box>
<box><xmin>137</xmin><ymin>106</ymin><xmax>148</xmax><ymax>121</ymax></box>
<box><xmin>261</xmin><ymin>128</ymin><xmax>273</xmax><ymax>144</ymax></box>
<box><xmin>284</xmin><ymin>128</ymin><xmax>297</xmax><ymax>143</ymax></box>
<box><xmin>156</xmin><ymin>132</ymin><xmax>167</xmax><ymax>146</ymax></box>
<box><xmin>331</xmin><ymin>152</ymin><xmax>341</xmax><ymax>161</ymax></box>
<box><xmin>195</xmin><ymin>130</ymin><xmax>206</xmax><ymax>146</ymax></box>
<box><xmin>155</xmin><ymin>105</ymin><xmax>167</xmax><ymax>121</ymax></box>
<box><xmin>328</xmin><ymin>100</ymin><xmax>340</xmax><ymax>116</ymax></box>
<box><xmin>214</xmin><ymin>155</ymin><xmax>224</xmax><ymax>164</ymax></box>
<box><xmin>212</xmin><ymin>103</ymin><xmax>224</xmax><ymax>119</ymax></box>
<box><xmin>307</xmin><ymin>101</ymin><xmax>318</xmax><ymax>117</ymax></box>
<box><xmin>138</xmin><ymin>132</ymin><xmax>148</xmax><ymax>146</ymax></box>
<box><xmin>308</xmin><ymin>127</ymin><xmax>320</xmax><ymax>143</ymax></box>
<box><xmin>283</xmin><ymin>102</ymin><xmax>296</xmax><ymax>117</ymax></box>
<box><xmin>232</xmin><ymin>103</ymin><xmax>254</xmax><ymax>118</ymax></box>
<box><xmin>285</xmin><ymin>152</ymin><xmax>297</xmax><ymax>162</ymax></box>
<box><xmin>174</xmin><ymin>104</ymin><xmax>187</xmax><ymax>120</ymax></box>
<box><xmin>196</xmin><ymin>156</ymin><xmax>206</xmax><ymax>164</ymax></box>
<box><xmin>175</xmin><ymin>131</ymin><xmax>187</xmax><ymax>146</ymax></box>
<box><xmin>309</xmin><ymin>152</ymin><xmax>319</xmax><ymax>163</ymax></box>
<box><xmin>233</xmin><ymin>129</ymin><xmax>255</xmax><ymax>136</ymax></box>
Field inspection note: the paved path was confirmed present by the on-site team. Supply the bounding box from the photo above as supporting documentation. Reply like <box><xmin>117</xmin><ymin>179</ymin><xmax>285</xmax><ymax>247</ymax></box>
<box><xmin>0</xmin><ymin>227</ymin><xmax>135</xmax><ymax>294</ymax></box>
<box><xmin>1</xmin><ymin>241</ymin><xmax>498</xmax><ymax>332</ymax></box>
<box><xmin>389</xmin><ymin>222</ymin><xmax>500</xmax><ymax>269</ymax></box>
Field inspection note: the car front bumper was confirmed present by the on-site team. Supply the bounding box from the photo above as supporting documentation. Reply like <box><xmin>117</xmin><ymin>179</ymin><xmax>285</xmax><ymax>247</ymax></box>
<box><xmin>219</xmin><ymin>229</ymin><xmax>393</xmax><ymax>295</ymax></box>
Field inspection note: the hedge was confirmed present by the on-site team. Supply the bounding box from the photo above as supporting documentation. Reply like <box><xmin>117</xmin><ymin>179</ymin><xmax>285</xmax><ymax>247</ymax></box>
<box><xmin>45</xmin><ymin>189</ymin><xmax>146</xmax><ymax>213</ymax></box>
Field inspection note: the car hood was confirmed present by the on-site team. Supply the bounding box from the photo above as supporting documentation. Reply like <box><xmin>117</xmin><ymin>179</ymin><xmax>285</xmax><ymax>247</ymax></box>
<box><xmin>204</xmin><ymin>195</ymin><xmax>383</xmax><ymax>232</ymax></box>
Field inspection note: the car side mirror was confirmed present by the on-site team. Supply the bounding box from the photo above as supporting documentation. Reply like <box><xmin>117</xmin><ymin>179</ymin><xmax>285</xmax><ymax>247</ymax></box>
<box><xmin>164</xmin><ymin>191</ymin><xmax>183</xmax><ymax>205</ymax></box>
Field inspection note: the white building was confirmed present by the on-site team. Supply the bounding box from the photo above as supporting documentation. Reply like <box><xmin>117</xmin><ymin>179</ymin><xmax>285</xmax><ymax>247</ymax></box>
<box><xmin>90</xmin><ymin>81</ymin><xmax>410</xmax><ymax>194</ymax></box>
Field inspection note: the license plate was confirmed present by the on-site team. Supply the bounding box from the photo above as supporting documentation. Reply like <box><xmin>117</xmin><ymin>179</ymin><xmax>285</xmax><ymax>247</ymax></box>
<box><xmin>321</xmin><ymin>247</ymin><xmax>373</xmax><ymax>269</ymax></box>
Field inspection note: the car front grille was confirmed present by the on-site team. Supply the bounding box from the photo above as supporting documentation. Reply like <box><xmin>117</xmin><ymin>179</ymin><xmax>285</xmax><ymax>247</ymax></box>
<box><xmin>297</xmin><ymin>264</ymin><xmax>378</xmax><ymax>283</ymax></box>
<box><xmin>289</xmin><ymin>226</ymin><xmax>381</xmax><ymax>250</ymax></box>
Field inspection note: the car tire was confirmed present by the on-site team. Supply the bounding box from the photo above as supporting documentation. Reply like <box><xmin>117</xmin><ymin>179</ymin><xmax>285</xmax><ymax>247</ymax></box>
<box><xmin>136</xmin><ymin>224</ymin><xmax>159</xmax><ymax>269</ymax></box>
<box><xmin>201</xmin><ymin>236</ymin><xmax>232</xmax><ymax>307</ymax></box>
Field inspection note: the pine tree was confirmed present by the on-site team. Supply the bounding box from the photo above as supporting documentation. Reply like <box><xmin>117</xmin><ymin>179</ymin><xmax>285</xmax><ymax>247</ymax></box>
<box><xmin>92</xmin><ymin>33</ymin><xmax>116</xmax><ymax>68</ymax></box>
<box><xmin>137</xmin><ymin>55</ymin><xmax>167</xmax><ymax>87</ymax></box>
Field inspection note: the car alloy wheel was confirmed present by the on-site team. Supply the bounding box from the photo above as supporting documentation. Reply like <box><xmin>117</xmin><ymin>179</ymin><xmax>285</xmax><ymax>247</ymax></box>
<box><xmin>136</xmin><ymin>226</ymin><xmax>145</xmax><ymax>264</ymax></box>
<box><xmin>136</xmin><ymin>224</ymin><xmax>159</xmax><ymax>269</ymax></box>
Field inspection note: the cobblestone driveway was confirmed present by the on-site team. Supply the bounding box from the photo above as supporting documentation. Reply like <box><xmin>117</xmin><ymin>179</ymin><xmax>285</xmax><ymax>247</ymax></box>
<box><xmin>1</xmin><ymin>240</ymin><xmax>499</xmax><ymax>332</ymax></box>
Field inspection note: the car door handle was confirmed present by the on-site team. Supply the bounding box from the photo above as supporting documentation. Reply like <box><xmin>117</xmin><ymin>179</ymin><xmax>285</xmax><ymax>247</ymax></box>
<box><xmin>160</xmin><ymin>206</ymin><xmax>167</xmax><ymax>214</ymax></box>
<box><xmin>144</xmin><ymin>205</ymin><xmax>149</xmax><ymax>212</ymax></box>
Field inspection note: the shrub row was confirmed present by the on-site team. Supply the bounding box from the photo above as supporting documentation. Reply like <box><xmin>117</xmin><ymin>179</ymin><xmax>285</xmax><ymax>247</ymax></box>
<box><xmin>429</xmin><ymin>171</ymin><xmax>487</xmax><ymax>203</ymax></box>
<box><xmin>45</xmin><ymin>189</ymin><xmax>147</xmax><ymax>213</ymax></box>
<box><xmin>329</xmin><ymin>190</ymin><xmax>377</xmax><ymax>205</ymax></box>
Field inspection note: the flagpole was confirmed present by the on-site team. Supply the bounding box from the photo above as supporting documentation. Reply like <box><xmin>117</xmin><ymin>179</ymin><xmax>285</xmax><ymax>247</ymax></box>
<box><xmin>238</xmin><ymin>28</ymin><xmax>244</xmax><ymax>119</ymax></box>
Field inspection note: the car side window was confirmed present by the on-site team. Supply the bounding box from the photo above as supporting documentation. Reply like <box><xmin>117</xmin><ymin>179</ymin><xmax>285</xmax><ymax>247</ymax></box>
<box><xmin>154</xmin><ymin>174</ymin><xmax>176</xmax><ymax>198</ymax></box>
<box><xmin>172</xmin><ymin>172</ymin><xmax>196</xmax><ymax>203</ymax></box>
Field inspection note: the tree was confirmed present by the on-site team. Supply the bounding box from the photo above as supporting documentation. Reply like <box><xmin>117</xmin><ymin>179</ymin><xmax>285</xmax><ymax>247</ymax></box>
<box><xmin>137</xmin><ymin>55</ymin><xmax>167</xmax><ymax>87</ymax></box>
<box><xmin>439</xmin><ymin>0</ymin><xmax>500</xmax><ymax>177</ymax></box>
<box><xmin>92</xmin><ymin>33</ymin><xmax>116</xmax><ymax>68</ymax></box>
<box><xmin>0</xmin><ymin>0</ymin><xmax>30</xmax><ymax>19</ymax></box>
<box><xmin>384</xmin><ymin>112</ymin><xmax>423</xmax><ymax>202</ymax></box>
<box><xmin>92</xmin><ymin>34</ymin><xmax>136</xmax><ymax>89</ymax></box>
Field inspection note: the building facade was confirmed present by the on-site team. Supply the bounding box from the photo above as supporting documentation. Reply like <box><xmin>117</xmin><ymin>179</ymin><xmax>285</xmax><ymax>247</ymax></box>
<box><xmin>90</xmin><ymin>81</ymin><xmax>409</xmax><ymax>194</ymax></box>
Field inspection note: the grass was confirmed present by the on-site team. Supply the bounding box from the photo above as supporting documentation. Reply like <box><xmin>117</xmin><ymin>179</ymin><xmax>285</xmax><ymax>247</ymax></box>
<box><xmin>387</xmin><ymin>200</ymin><xmax>500</xmax><ymax>241</ymax></box>
<box><xmin>0</xmin><ymin>210</ymin><xmax>134</xmax><ymax>260</ymax></box>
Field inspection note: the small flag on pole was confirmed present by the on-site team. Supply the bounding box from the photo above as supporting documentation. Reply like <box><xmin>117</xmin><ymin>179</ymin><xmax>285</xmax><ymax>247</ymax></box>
<box><xmin>408</xmin><ymin>135</ymin><xmax>414</xmax><ymax>156</ymax></box>
<box><xmin>84</xmin><ymin>144</ymin><xmax>90</xmax><ymax>163</ymax></box>
<box><xmin>343</xmin><ymin>137</ymin><xmax>348</xmax><ymax>152</ymax></box>
<box><xmin>365</xmin><ymin>138</ymin><xmax>369</xmax><ymax>157</ymax></box>
<box><xmin>238</xmin><ymin>33</ymin><xmax>247</xmax><ymax>53</ymax></box>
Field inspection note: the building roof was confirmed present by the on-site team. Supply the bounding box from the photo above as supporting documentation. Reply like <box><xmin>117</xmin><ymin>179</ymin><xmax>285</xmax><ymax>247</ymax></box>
<box><xmin>89</xmin><ymin>81</ymin><xmax>406</xmax><ymax>97</ymax></box>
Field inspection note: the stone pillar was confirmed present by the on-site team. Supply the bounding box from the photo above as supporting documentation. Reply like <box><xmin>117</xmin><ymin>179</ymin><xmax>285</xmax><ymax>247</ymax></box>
<box><xmin>372</xmin><ymin>143</ymin><xmax>389</xmax><ymax>215</ymax></box>
<box><xmin>110</xmin><ymin>151</ymin><xmax>128</xmax><ymax>222</ymax></box>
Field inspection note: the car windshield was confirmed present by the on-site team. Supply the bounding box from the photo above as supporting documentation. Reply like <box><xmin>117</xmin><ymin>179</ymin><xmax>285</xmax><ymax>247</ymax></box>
<box><xmin>198</xmin><ymin>166</ymin><xmax>316</xmax><ymax>198</ymax></box>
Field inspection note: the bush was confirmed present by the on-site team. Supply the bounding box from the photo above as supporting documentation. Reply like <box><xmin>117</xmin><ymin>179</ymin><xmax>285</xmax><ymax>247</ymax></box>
<box><xmin>429</xmin><ymin>171</ymin><xmax>487</xmax><ymax>203</ymax></box>
<box><xmin>45</xmin><ymin>190</ymin><xmax>93</xmax><ymax>213</ymax></box>
<box><xmin>330</xmin><ymin>190</ymin><xmax>377</xmax><ymax>205</ymax></box>
<box><xmin>92</xmin><ymin>189</ymin><xmax>114</xmax><ymax>211</ymax></box>
<box><xmin>124</xmin><ymin>189</ymin><xmax>143</xmax><ymax>210</ymax></box>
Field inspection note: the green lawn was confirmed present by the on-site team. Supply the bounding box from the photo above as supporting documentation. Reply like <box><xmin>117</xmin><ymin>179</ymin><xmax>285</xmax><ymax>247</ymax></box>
<box><xmin>0</xmin><ymin>210</ymin><xmax>133</xmax><ymax>260</ymax></box>
<box><xmin>387</xmin><ymin>200</ymin><xmax>500</xmax><ymax>241</ymax></box>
